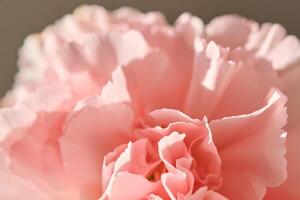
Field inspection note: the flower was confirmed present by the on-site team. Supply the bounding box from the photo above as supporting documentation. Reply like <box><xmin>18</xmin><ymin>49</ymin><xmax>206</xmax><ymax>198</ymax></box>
<box><xmin>0</xmin><ymin>5</ymin><xmax>299</xmax><ymax>200</ymax></box>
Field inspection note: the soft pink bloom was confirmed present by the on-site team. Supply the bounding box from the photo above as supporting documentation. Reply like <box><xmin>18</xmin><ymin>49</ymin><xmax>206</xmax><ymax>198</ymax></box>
<box><xmin>0</xmin><ymin>5</ymin><xmax>299</xmax><ymax>200</ymax></box>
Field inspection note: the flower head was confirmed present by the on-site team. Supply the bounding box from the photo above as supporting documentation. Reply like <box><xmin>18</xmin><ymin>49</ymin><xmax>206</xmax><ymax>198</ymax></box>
<box><xmin>1</xmin><ymin>5</ymin><xmax>299</xmax><ymax>200</ymax></box>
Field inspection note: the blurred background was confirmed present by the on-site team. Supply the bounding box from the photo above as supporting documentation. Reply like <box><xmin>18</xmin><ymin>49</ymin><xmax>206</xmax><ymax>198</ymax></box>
<box><xmin>0</xmin><ymin>0</ymin><xmax>299</xmax><ymax>96</ymax></box>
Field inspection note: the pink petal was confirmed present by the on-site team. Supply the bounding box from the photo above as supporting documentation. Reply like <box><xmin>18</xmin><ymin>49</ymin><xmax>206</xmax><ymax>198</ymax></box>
<box><xmin>6</xmin><ymin>112</ymin><xmax>68</xmax><ymax>192</ymax></box>
<box><xmin>73</xmin><ymin>5</ymin><xmax>110</xmax><ymax>32</ymax></box>
<box><xmin>101</xmin><ymin>144</ymin><xmax>127</xmax><ymax>189</ymax></box>
<box><xmin>187</xmin><ymin>187</ymin><xmax>207</xmax><ymax>200</ymax></box>
<box><xmin>105</xmin><ymin>172</ymin><xmax>160</xmax><ymax>200</ymax></box>
<box><xmin>175</xmin><ymin>13</ymin><xmax>204</xmax><ymax>47</ymax></box>
<box><xmin>158</xmin><ymin>132</ymin><xmax>189</xmax><ymax>172</ymax></box>
<box><xmin>109</xmin><ymin>30</ymin><xmax>149</xmax><ymax>65</ymax></box>
<box><xmin>264</xmin><ymin>59</ymin><xmax>300</xmax><ymax>199</ymax></box>
<box><xmin>246</xmin><ymin>23</ymin><xmax>300</xmax><ymax>70</ymax></box>
<box><xmin>148</xmin><ymin>108</ymin><xmax>195</xmax><ymax>125</ymax></box>
<box><xmin>189</xmin><ymin>121</ymin><xmax>221</xmax><ymax>176</ymax></box>
<box><xmin>211</xmin><ymin>49</ymin><xmax>282</xmax><ymax>119</ymax></box>
<box><xmin>100</xmin><ymin>67</ymin><xmax>131</xmax><ymax>104</ymax></box>
<box><xmin>123</xmin><ymin>50</ymin><xmax>191</xmax><ymax>114</ymax></box>
<box><xmin>206</xmin><ymin>15</ymin><xmax>257</xmax><ymax>48</ymax></box>
<box><xmin>137</xmin><ymin>109</ymin><xmax>207</xmax><ymax>145</ymax></box>
<box><xmin>185</xmin><ymin>41</ymin><xmax>236</xmax><ymax>119</ymax></box>
<box><xmin>60</xmin><ymin>98</ymin><xmax>133</xmax><ymax>197</ymax></box>
<box><xmin>264</xmin><ymin>127</ymin><xmax>300</xmax><ymax>200</ymax></box>
<box><xmin>185</xmin><ymin>41</ymin><xmax>282</xmax><ymax>120</ymax></box>
<box><xmin>0</xmin><ymin>107</ymin><xmax>36</xmax><ymax>142</ymax></box>
<box><xmin>112</xmin><ymin>7</ymin><xmax>167</xmax><ymax>30</ymax></box>
<box><xmin>161</xmin><ymin>169</ymin><xmax>194</xmax><ymax>200</ymax></box>
<box><xmin>0</xmin><ymin>149</ymin><xmax>50</xmax><ymax>200</ymax></box>
<box><xmin>209</xmin><ymin>89</ymin><xmax>288</xmax><ymax>200</ymax></box>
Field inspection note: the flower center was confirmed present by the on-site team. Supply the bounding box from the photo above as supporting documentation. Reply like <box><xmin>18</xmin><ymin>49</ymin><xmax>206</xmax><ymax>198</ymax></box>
<box><xmin>146</xmin><ymin>162</ymin><xmax>166</xmax><ymax>182</ymax></box>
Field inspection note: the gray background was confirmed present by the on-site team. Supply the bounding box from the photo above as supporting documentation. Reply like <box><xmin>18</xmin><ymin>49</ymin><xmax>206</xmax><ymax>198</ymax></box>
<box><xmin>0</xmin><ymin>0</ymin><xmax>299</xmax><ymax>96</ymax></box>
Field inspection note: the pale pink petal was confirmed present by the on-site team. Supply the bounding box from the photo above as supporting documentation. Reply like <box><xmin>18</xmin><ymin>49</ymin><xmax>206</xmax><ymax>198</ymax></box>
<box><xmin>111</xmin><ymin>139</ymin><xmax>159</xmax><ymax>178</ymax></box>
<box><xmin>185</xmin><ymin>41</ymin><xmax>282</xmax><ymax>120</ymax></box>
<box><xmin>161</xmin><ymin>169</ymin><xmax>194</xmax><ymax>200</ymax></box>
<box><xmin>100</xmin><ymin>67</ymin><xmax>131</xmax><ymax>104</ymax></box>
<box><xmin>148</xmin><ymin>108</ymin><xmax>195</xmax><ymax>125</ymax></box>
<box><xmin>210</xmin><ymin>49</ymin><xmax>282</xmax><ymax>119</ymax></box>
<box><xmin>136</xmin><ymin>109</ymin><xmax>207</xmax><ymax>146</ymax></box>
<box><xmin>6</xmin><ymin>112</ymin><xmax>67</xmax><ymax>194</ymax></box>
<box><xmin>73</xmin><ymin>5</ymin><xmax>110</xmax><ymax>32</ymax></box>
<box><xmin>0</xmin><ymin>107</ymin><xmax>36</xmax><ymax>142</ymax></box>
<box><xmin>60</xmin><ymin>98</ymin><xmax>133</xmax><ymax>197</ymax></box>
<box><xmin>175</xmin><ymin>13</ymin><xmax>204</xmax><ymax>47</ymax></box>
<box><xmin>108</xmin><ymin>30</ymin><xmax>149</xmax><ymax>65</ymax></box>
<box><xmin>16</xmin><ymin>34</ymin><xmax>47</xmax><ymax>85</ymax></box>
<box><xmin>185</xmin><ymin>41</ymin><xmax>236</xmax><ymax>119</ymax></box>
<box><xmin>17</xmin><ymin>85</ymin><xmax>72</xmax><ymax>112</ymax></box>
<box><xmin>106</xmin><ymin>172</ymin><xmax>160</xmax><ymax>200</ymax></box>
<box><xmin>158</xmin><ymin>132</ymin><xmax>189</xmax><ymax>172</ymax></box>
<box><xmin>279</xmin><ymin>60</ymin><xmax>300</xmax><ymax>133</ymax></box>
<box><xmin>189</xmin><ymin>121</ymin><xmax>221</xmax><ymax>176</ymax></box>
<box><xmin>209</xmin><ymin>89</ymin><xmax>287</xmax><ymax>200</ymax></box>
<box><xmin>0</xmin><ymin>108</ymin><xmax>74</xmax><ymax>198</ymax></box>
<box><xmin>264</xmin><ymin>62</ymin><xmax>300</xmax><ymax>199</ymax></box>
<box><xmin>187</xmin><ymin>186</ymin><xmax>207</xmax><ymax>200</ymax></box>
<box><xmin>206</xmin><ymin>15</ymin><xmax>257</xmax><ymax>48</ymax></box>
<box><xmin>246</xmin><ymin>23</ymin><xmax>300</xmax><ymax>70</ymax></box>
<box><xmin>16</xmin><ymin>25</ymin><xmax>149</xmax><ymax>92</ymax></box>
<box><xmin>264</xmin><ymin>127</ymin><xmax>300</xmax><ymax>200</ymax></box>
<box><xmin>0</xmin><ymin>149</ymin><xmax>50</xmax><ymax>200</ymax></box>
<box><xmin>101</xmin><ymin>144</ymin><xmax>127</xmax><ymax>189</ymax></box>
<box><xmin>53</xmin><ymin>30</ymin><xmax>149</xmax><ymax>82</ymax></box>
<box><xmin>123</xmin><ymin>50</ymin><xmax>187</xmax><ymax>113</ymax></box>
<box><xmin>112</xmin><ymin>7</ymin><xmax>167</xmax><ymax>29</ymax></box>
<box><xmin>4</xmin><ymin>71</ymin><xmax>99</xmax><ymax>110</ymax></box>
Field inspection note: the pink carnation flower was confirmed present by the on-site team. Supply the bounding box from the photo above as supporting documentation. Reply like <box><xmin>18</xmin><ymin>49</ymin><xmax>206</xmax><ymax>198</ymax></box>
<box><xmin>1</xmin><ymin>5</ymin><xmax>299</xmax><ymax>200</ymax></box>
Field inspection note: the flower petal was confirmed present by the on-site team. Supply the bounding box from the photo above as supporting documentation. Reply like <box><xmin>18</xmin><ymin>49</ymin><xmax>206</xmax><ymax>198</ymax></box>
<box><xmin>105</xmin><ymin>172</ymin><xmax>160</xmax><ymax>200</ymax></box>
<box><xmin>206</xmin><ymin>15</ymin><xmax>257</xmax><ymax>48</ymax></box>
<box><xmin>60</xmin><ymin>98</ymin><xmax>133</xmax><ymax>197</ymax></box>
<box><xmin>0</xmin><ymin>149</ymin><xmax>51</xmax><ymax>200</ymax></box>
<box><xmin>209</xmin><ymin>89</ymin><xmax>288</xmax><ymax>200</ymax></box>
<box><xmin>246</xmin><ymin>23</ymin><xmax>300</xmax><ymax>71</ymax></box>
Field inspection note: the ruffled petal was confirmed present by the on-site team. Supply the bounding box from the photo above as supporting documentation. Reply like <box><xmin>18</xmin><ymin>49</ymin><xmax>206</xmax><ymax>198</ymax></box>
<box><xmin>209</xmin><ymin>89</ymin><xmax>288</xmax><ymax>200</ymax></box>
<box><xmin>0</xmin><ymin>150</ymin><xmax>50</xmax><ymax>200</ymax></box>
<box><xmin>264</xmin><ymin>58</ymin><xmax>300</xmax><ymax>200</ymax></box>
<box><xmin>206</xmin><ymin>15</ymin><xmax>257</xmax><ymax>48</ymax></box>
<box><xmin>246</xmin><ymin>23</ymin><xmax>300</xmax><ymax>71</ymax></box>
<box><xmin>123</xmin><ymin>50</ymin><xmax>188</xmax><ymax>113</ymax></box>
<box><xmin>185</xmin><ymin>41</ymin><xmax>282</xmax><ymax>120</ymax></box>
<box><xmin>60</xmin><ymin>97</ymin><xmax>133</xmax><ymax>197</ymax></box>
<box><xmin>105</xmin><ymin>172</ymin><xmax>160</xmax><ymax>200</ymax></box>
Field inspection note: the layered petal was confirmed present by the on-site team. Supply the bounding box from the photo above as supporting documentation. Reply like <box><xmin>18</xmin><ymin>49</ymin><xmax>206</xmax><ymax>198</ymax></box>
<box><xmin>60</xmin><ymin>97</ymin><xmax>133</xmax><ymax>198</ymax></box>
<box><xmin>105</xmin><ymin>172</ymin><xmax>160</xmax><ymax>200</ymax></box>
<box><xmin>0</xmin><ymin>150</ymin><xmax>50</xmax><ymax>200</ymax></box>
<box><xmin>206</xmin><ymin>15</ymin><xmax>257</xmax><ymax>48</ymax></box>
<box><xmin>209</xmin><ymin>89</ymin><xmax>287</xmax><ymax>200</ymax></box>
<box><xmin>185</xmin><ymin>41</ymin><xmax>282</xmax><ymax>120</ymax></box>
